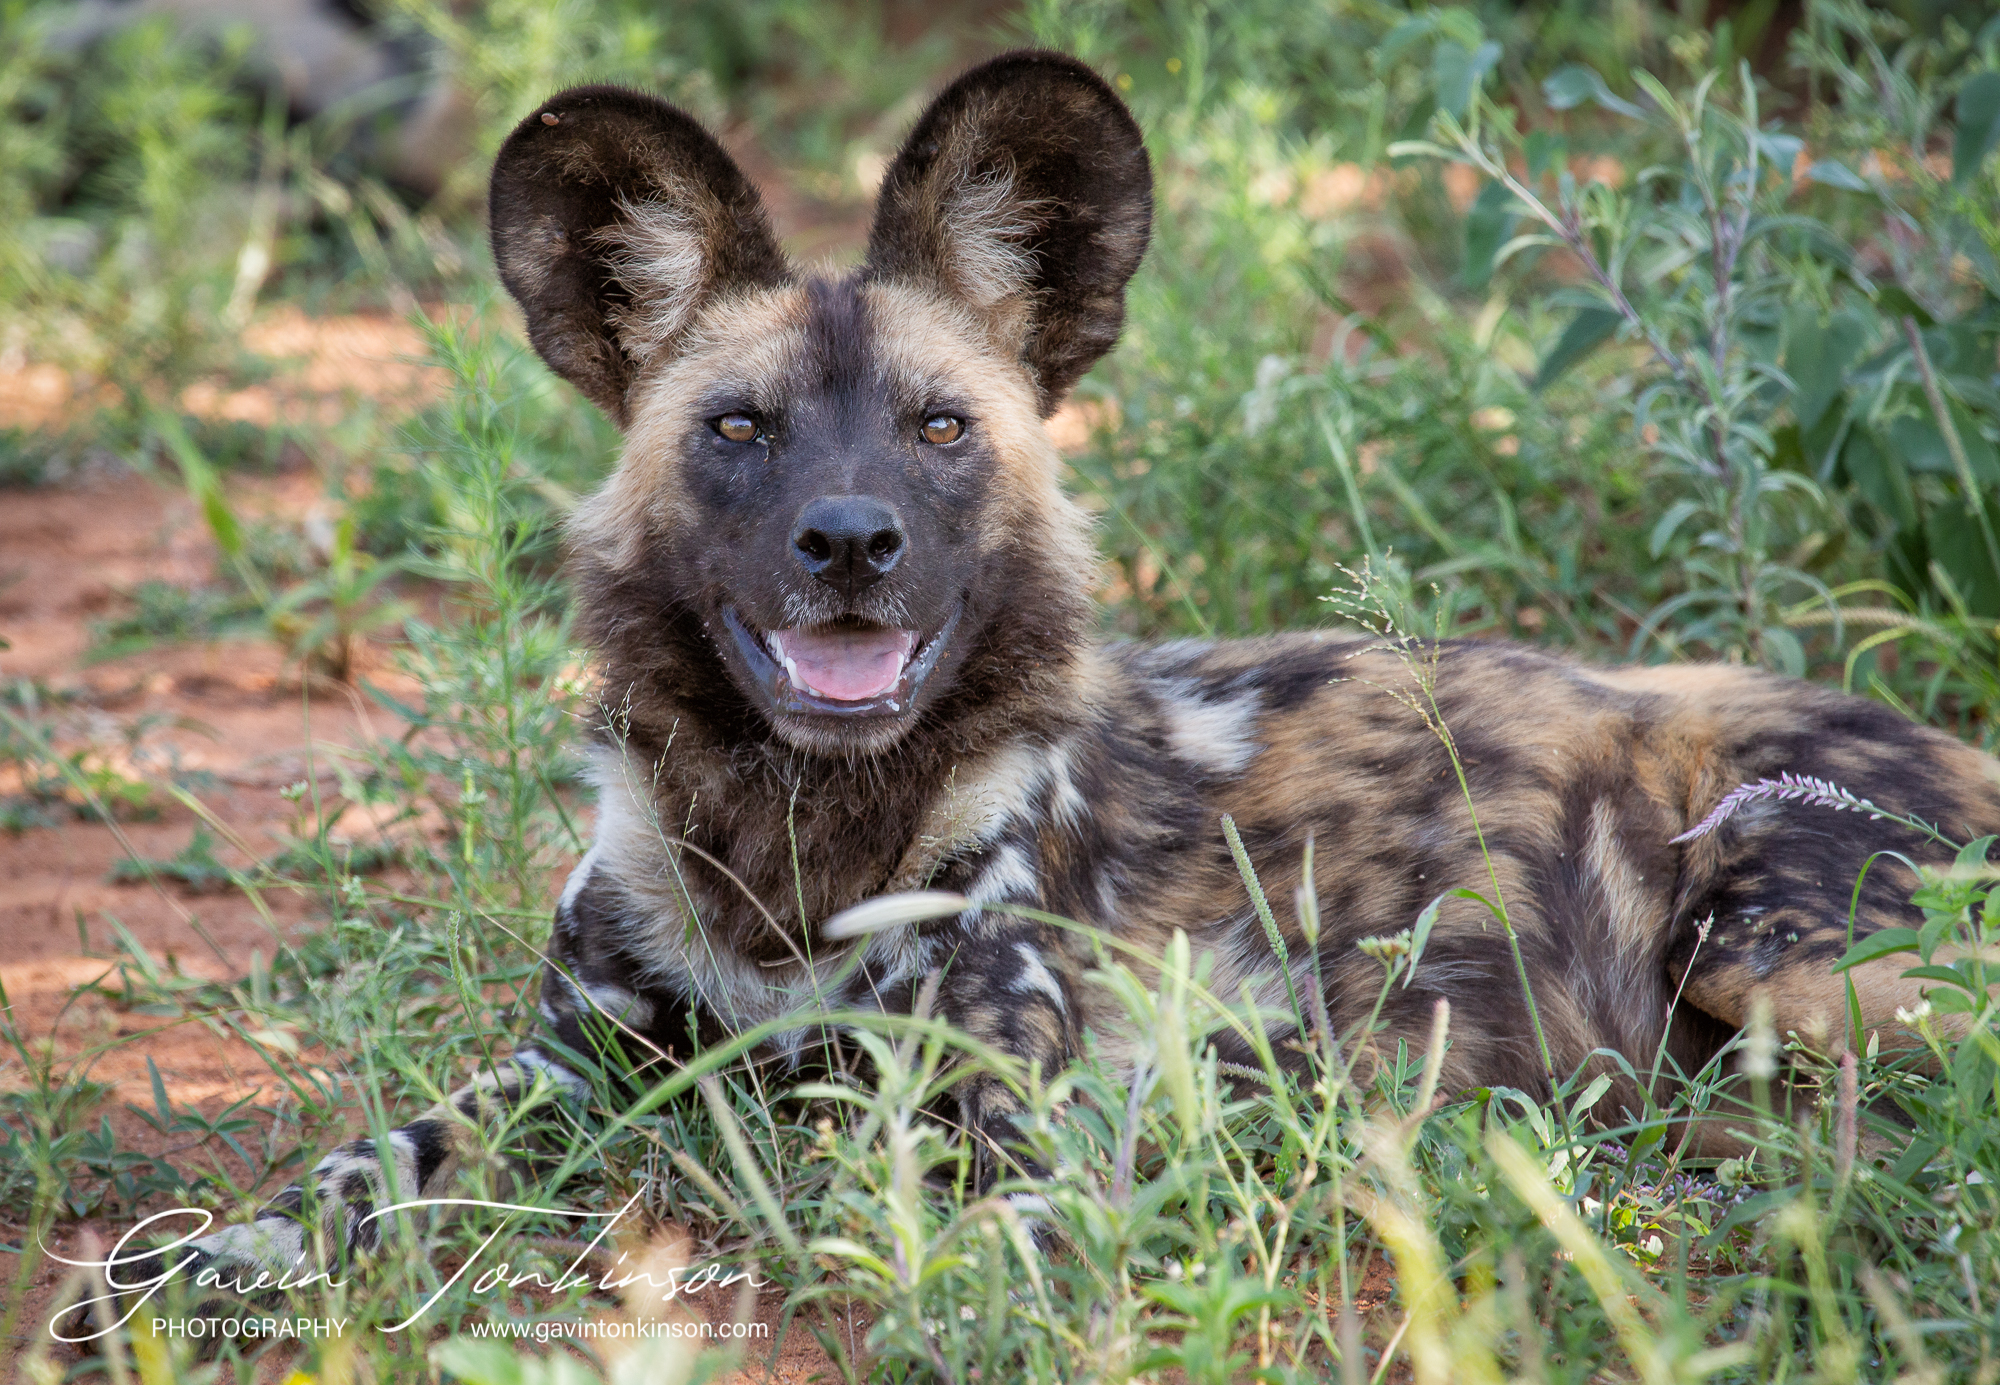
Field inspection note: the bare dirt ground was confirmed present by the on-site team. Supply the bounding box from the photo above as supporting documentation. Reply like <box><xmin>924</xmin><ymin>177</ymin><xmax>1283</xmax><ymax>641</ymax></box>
<box><xmin>0</xmin><ymin>358</ymin><xmax>426</xmax><ymax>1376</ymax></box>
<box><xmin>1</xmin><ymin>310</ymin><xmax>442</xmax><ymax>1110</ymax></box>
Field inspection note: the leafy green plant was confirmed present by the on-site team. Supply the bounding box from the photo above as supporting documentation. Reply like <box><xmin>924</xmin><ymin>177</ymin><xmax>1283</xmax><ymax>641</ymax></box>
<box><xmin>0</xmin><ymin>427</ymin><xmax>71</xmax><ymax>488</ymax></box>
<box><xmin>87</xmin><ymin>580</ymin><xmax>254</xmax><ymax>661</ymax></box>
<box><xmin>1404</xmin><ymin>54</ymin><xmax>1842</xmax><ymax>673</ymax></box>
<box><xmin>106</xmin><ymin>823</ymin><xmax>233</xmax><ymax>893</ymax></box>
<box><xmin>3</xmin><ymin>747</ymin><xmax>156</xmax><ymax>827</ymax></box>
<box><xmin>265</xmin><ymin>514</ymin><xmax>412</xmax><ymax>681</ymax></box>
<box><xmin>346</xmin><ymin>319</ymin><xmax>617</xmax><ymax>562</ymax></box>
<box><xmin>355</xmin><ymin>308</ymin><xmax>591</xmax><ymax>913</ymax></box>
<box><xmin>1021</xmin><ymin>0</ymin><xmax>1679</xmax><ymax>651</ymax></box>
<box><xmin>1394</xmin><ymin>3</ymin><xmax>2000</xmax><ymax>697</ymax></box>
<box><xmin>431</xmin><ymin>1334</ymin><xmax>738</xmax><ymax>1385</ymax></box>
<box><xmin>0</xmin><ymin>10</ymin><xmax>258</xmax><ymax>441</ymax></box>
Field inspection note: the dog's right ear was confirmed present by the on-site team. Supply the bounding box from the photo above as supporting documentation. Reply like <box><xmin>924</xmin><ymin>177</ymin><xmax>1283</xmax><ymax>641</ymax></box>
<box><xmin>489</xmin><ymin>86</ymin><xmax>790</xmax><ymax>427</ymax></box>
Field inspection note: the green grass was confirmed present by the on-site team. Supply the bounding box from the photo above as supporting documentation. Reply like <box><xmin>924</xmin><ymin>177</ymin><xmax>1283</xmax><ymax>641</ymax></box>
<box><xmin>3</xmin><ymin>0</ymin><xmax>2000</xmax><ymax>1380</ymax></box>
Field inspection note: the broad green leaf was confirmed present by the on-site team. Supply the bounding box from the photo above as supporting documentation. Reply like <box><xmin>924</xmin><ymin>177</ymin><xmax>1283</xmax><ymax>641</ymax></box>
<box><xmin>1874</xmin><ymin>283</ymin><xmax>1935</xmax><ymax>326</ymax></box>
<box><xmin>1758</xmin><ymin>132</ymin><xmax>1804</xmax><ymax>171</ymax></box>
<box><xmin>1570</xmin><ymin>1072</ymin><xmax>1612</xmax><ymax>1117</ymax></box>
<box><xmin>1902</xmin><ymin>964</ymin><xmax>1972</xmax><ymax>988</ymax></box>
<box><xmin>1379</xmin><ymin>14</ymin><xmax>1438</xmax><ymax>68</ymax></box>
<box><xmin>1536</xmin><ymin>306</ymin><xmax>1622</xmax><ymax>390</ymax></box>
<box><xmin>1405</xmin><ymin>892</ymin><xmax>1445</xmax><ymax>986</ymax></box>
<box><xmin>1433</xmin><ymin>7</ymin><xmax>1486</xmax><ymax>50</ymax></box>
<box><xmin>1434</xmin><ymin>39</ymin><xmax>1501</xmax><ymax>116</ymax></box>
<box><xmin>1954</xmin><ymin>835</ymin><xmax>1996</xmax><ymax>871</ymax></box>
<box><xmin>1483</xmin><ymin>1086</ymin><xmax>1553</xmax><ymax>1145</ymax></box>
<box><xmin>1542</xmin><ymin>64</ymin><xmax>1594</xmax><ymax>108</ymax></box>
<box><xmin>1784</xmin><ymin>306</ymin><xmax>1867</xmax><ymax>433</ymax></box>
<box><xmin>1804</xmin><ymin>159</ymin><xmax>1870</xmax><ymax>191</ymax></box>
<box><xmin>1890</xmin><ymin>410</ymin><xmax>2000</xmax><ymax>486</ymax></box>
<box><xmin>1924</xmin><ymin>320</ymin><xmax>1992</xmax><ymax>374</ymax></box>
<box><xmin>1626</xmin><ymin>1118</ymin><xmax>1667</xmax><ymax>1165</ymax></box>
<box><xmin>1760</xmin><ymin>624</ymin><xmax>1805</xmax><ymax>677</ymax></box>
<box><xmin>1525</xmin><ymin>130</ymin><xmax>1567</xmax><ymax>180</ymax></box>
<box><xmin>1953</xmin><ymin>401</ymin><xmax>1999</xmax><ymax>484</ymax></box>
<box><xmin>1741</xmin><ymin>212</ymin><xmax>1852</xmax><ymax>259</ymax></box>
<box><xmin>1954</xmin><ymin>70</ymin><xmax>2000</xmax><ymax>186</ymax></box>
<box><xmin>1543</xmin><ymin>64</ymin><xmax>1645</xmax><ymax>118</ymax></box>
<box><xmin>1648</xmin><ymin>498</ymin><xmax>1702</xmax><ymax>557</ymax></box>
<box><xmin>1461</xmin><ymin>179</ymin><xmax>1517</xmax><ymax>290</ymax></box>
<box><xmin>1841</xmin><ymin>429</ymin><xmax>1918</xmax><ymax>530</ymax></box>
<box><xmin>1919</xmin><ymin>906</ymin><xmax>1957</xmax><ymax>963</ymax></box>
<box><xmin>1833</xmin><ymin>926</ymin><xmax>1920</xmax><ymax>971</ymax></box>
<box><xmin>1925</xmin><ymin>503</ymin><xmax>2000</xmax><ymax>616</ymax></box>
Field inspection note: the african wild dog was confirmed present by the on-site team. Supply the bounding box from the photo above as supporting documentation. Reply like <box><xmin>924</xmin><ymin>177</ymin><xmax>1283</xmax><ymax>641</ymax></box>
<box><xmin>145</xmin><ymin>50</ymin><xmax>2000</xmax><ymax>1293</ymax></box>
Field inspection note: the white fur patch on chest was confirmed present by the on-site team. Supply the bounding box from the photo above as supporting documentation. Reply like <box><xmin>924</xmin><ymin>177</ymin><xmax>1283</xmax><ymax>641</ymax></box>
<box><xmin>575</xmin><ymin>738</ymin><xmax>1073</xmax><ymax>1055</ymax></box>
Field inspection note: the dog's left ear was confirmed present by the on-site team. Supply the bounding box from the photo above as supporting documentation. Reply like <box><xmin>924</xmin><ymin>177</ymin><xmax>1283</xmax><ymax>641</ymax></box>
<box><xmin>864</xmin><ymin>51</ymin><xmax>1152</xmax><ymax>414</ymax></box>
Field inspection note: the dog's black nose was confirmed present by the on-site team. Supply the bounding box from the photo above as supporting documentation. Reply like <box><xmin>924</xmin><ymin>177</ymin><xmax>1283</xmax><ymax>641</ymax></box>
<box><xmin>792</xmin><ymin>496</ymin><xmax>906</xmax><ymax>598</ymax></box>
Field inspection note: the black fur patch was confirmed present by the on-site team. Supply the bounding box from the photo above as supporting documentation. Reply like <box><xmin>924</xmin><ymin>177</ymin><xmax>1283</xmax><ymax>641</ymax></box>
<box><xmin>403</xmin><ymin>1118</ymin><xmax>453</xmax><ymax>1190</ymax></box>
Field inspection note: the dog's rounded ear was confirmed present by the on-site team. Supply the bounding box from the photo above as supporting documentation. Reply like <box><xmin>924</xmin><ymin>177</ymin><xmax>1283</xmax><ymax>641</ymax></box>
<box><xmin>864</xmin><ymin>51</ymin><xmax>1152</xmax><ymax>415</ymax></box>
<box><xmin>489</xmin><ymin>86</ymin><xmax>790</xmax><ymax>427</ymax></box>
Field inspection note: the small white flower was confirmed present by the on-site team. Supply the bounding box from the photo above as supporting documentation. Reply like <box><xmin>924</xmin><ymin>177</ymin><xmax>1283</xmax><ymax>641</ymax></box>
<box><xmin>1356</xmin><ymin>930</ymin><xmax>1413</xmax><ymax>961</ymax></box>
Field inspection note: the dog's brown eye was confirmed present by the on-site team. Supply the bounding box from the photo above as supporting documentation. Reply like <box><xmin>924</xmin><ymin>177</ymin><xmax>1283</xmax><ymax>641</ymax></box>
<box><xmin>715</xmin><ymin>413</ymin><xmax>760</xmax><ymax>443</ymax></box>
<box><xmin>921</xmin><ymin>415</ymin><xmax>963</xmax><ymax>445</ymax></box>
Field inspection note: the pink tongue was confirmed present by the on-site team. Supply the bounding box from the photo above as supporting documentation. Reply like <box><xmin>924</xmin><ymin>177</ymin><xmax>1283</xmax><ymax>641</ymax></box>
<box><xmin>771</xmin><ymin>627</ymin><xmax>916</xmax><ymax>702</ymax></box>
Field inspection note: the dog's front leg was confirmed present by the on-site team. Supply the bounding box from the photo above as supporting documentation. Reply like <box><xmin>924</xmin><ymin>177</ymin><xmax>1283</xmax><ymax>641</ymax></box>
<box><xmin>927</xmin><ymin>911</ymin><xmax>1076</xmax><ymax>1191</ymax></box>
<box><xmin>99</xmin><ymin>1052</ymin><xmax>589</xmax><ymax>1318</ymax></box>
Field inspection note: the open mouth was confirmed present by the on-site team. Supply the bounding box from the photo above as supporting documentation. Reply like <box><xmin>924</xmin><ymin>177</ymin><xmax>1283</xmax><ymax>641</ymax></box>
<box><xmin>723</xmin><ymin>603</ymin><xmax>962</xmax><ymax>718</ymax></box>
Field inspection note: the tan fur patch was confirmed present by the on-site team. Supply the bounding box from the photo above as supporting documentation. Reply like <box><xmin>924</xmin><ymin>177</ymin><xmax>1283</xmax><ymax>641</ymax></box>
<box><xmin>861</xmin><ymin>280</ymin><xmax>1094</xmax><ymax>568</ymax></box>
<box><xmin>596</xmin><ymin>196</ymin><xmax>717</xmax><ymax>366</ymax></box>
